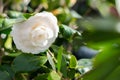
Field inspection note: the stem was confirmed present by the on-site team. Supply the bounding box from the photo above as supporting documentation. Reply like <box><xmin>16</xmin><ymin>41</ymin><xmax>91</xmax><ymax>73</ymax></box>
<box><xmin>0</xmin><ymin>0</ymin><xmax>3</xmax><ymax>13</ymax></box>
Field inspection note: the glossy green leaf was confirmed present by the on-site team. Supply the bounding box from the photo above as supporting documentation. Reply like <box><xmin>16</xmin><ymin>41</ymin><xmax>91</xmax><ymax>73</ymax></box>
<box><xmin>78</xmin><ymin>59</ymin><xmax>92</xmax><ymax>74</ymax></box>
<box><xmin>60</xmin><ymin>24</ymin><xmax>80</xmax><ymax>40</ymax></box>
<box><xmin>12</xmin><ymin>54</ymin><xmax>47</xmax><ymax>72</ymax></box>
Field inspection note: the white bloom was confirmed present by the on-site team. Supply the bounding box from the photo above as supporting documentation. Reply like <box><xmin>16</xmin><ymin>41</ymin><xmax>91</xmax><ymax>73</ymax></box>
<box><xmin>116</xmin><ymin>0</ymin><xmax>120</xmax><ymax>15</ymax></box>
<box><xmin>1</xmin><ymin>33</ymin><xmax>6</xmax><ymax>39</ymax></box>
<box><xmin>11</xmin><ymin>12</ymin><xmax>59</xmax><ymax>54</ymax></box>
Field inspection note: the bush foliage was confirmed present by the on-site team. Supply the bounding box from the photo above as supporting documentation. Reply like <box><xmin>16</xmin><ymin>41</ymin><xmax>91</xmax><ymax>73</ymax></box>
<box><xmin>0</xmin><ymin>0</ymin><xmax>120</xmax><ymax>80</ymax></box>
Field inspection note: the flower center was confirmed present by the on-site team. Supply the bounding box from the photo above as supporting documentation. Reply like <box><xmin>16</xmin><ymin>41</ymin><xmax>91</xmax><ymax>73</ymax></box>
<box><xmin>30</xmin><ymin>25</ymin><xmax>53</xmax><ymax>47</ymax></box>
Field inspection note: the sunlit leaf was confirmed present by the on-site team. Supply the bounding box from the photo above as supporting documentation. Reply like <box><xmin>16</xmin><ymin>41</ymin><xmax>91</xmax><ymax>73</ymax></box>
<box><xmin>69</xmin><ymin>55</ymin><xmax>77</xmax><ymax>68</ymax></box>
<box><xmin>47</xmin><ymin>71</ymin><xmax>61</xmax><ymax>80</ymax></box>
<box><xmin>78</xmin><ymin>59</ymin><xmax>92</xmax><ymax>74</ymax></box>
<box><xmin>4</xmin><ymin>35</ymin><xmax>12</xmax><ymax>50</ymax></box>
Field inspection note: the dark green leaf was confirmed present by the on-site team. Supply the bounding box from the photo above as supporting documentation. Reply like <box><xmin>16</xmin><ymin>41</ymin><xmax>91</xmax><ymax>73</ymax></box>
<box><xmin>60</xmin><ymin>55</ymin><xmax>67</xmax><ymax>78</ymax></box>
<box><xmin>12</xmin><ymin>54</ymin><xmax>47</xmax><ymax>72</ymax></box>
<box><xmin>0</xmin><ymin>70</ymin><xmax>11</xmax><ymax>80</ymax></box>
<box><xmin>67</xmin><ymin>68</ymin><xmax>76</xmax><ymax>79</ymax></box>
<box><xmin>35</xmin><ymin>73</ymin><xmax>49</xmax><ymax>80</ymax></box>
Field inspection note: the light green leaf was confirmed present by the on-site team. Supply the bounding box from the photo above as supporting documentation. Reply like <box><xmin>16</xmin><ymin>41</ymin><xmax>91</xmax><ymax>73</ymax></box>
<box><xmin>47</xmin><ymin>71</ymin><xmax>61</xmax><ymax>80</ymax></box>
<box><xmin>3</xmin><ymin>19</ymin><xmax>16</xmax><ymax>28</ymax></box>
<box><xmin>69</xmin><ymin>55</ymin><xmax>77</xmax><ymax>68</ymax></box>
<box><xmin>70</xmin><ymin>10</ymin><xmax>82</xmax><ymax>19</ymax></box>
<box><xmin>78</xmin><ymin>59</ymin><xmax>92</xmax><ymax>74</ymax></box>
<box><xmin>4</xmin><ymin>35</ymin><xmax>12</xmax><ymax>50</ymax></box>
<box><xmin>0</xmin><ymin>18</ymin><xmax>4</xmax><ymax>28</ymax></box>
<box><xmin>7</xmin><ymin>11</ymin><xmax>23</xmax><ymax>18</ymax></box>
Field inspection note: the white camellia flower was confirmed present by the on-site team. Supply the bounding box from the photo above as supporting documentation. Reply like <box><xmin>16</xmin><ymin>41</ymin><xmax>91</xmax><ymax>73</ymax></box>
<box><xmin>11</xmin><ymin>12</ymin><xmax>59</xmax><ymax>54</ymax></box>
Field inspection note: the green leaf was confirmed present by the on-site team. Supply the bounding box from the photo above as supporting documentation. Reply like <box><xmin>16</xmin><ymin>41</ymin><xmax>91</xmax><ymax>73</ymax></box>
<box><xmin>47</xmin><ymin>71</ymin><xmax>61</xmax><ymax>80</ymax></box>
<box><xmin>69</xmin><ymin>55</ymin><xmax>77</xmax><ymax>68</ymax></box>
<box><xmin>1</xmin><ymin>65</ymin><xmax>15</xmax><ymax>79</ymax></box>
<box><xmin>7</xmin><ymin>11</ymin><xmax>34</xmax><ymax>19</ymax></box>
<box><xmin>0</xmin><ymin>18</ymin><xmax>25</xmax><ymax>32</ymax></box>
<box><xmin>105</xmin><ymin>66</ymin><xmax>120</xmax><ymax>80</ymax></box>
<box><xmin>0</xmin><ymin>18</ymin><xmax>16</xmax><ymax>32</ymax></box>
<box><xmin>79</xmin><ymin>42</ymin><xmax>120</xmax><ymax>80</ymax></box>
<box><xmin>35</xmin><ymin>73</ymin><xmax>49</xmax><ymax>80</ymax></box>
<box><xmin>57</xmin><ymin>46</ymin><xmax>63</xmax><ymax>71</ymax></box>
<box><xmin>0</xmin><ymin>70</ymin><xmax>11</xmax><ymax>80</ymax></box>
<box><xmin>60</xmin><ymin>24</ymin><xmax>80</xmax><ymax>40</ymax></box>
<box><xmin>0</xmin><ymin>18</ymin><xmax>4</xmax><ymax>28</ymax></box>
<box><xmin>47</xmin><ymin>51</ymin><xmax>56</xmax><ymax>71</ymax></box>
<box><xmin>12</xmin><ymin>54</ymin><xmax>47</xmax><ymax>72</ymax></box>
<box><xmin>4</xmin><ymin>35</ymin><xmax>12</xmax><ymax>49</ymax></box>
<box><xmin>67</xmin><ymin>68</ymin><xmax>76</xmax><ymax>79</ymax></box>
<box><xmin>7</xmin><ymin>11</ymin><xmax>23</xmax><ymax>18</ymax></box>
<box><xmin>77</xmin><ymin>59</ymin><xmax>92</xmax><ymax>74</ymax></box>
<box><xmin>14</xmin><ymin>73</ymin><xmax>27</xmax><ymax>80</ymax></box>
<box><xmin>60</xmin><ymin>55</ymin><xmax>67</xmax><ymax>78</ymax></box>
<box><xmin>23</xmin><ymin>13</ymin><xmax>34</xmax><ymax>19</ymax></box>
<box><xmin>3</xmin><ymin>19</ymin><xmax>16</xmax><ymax>28</ymax></box>
<box><xmin>70</xmin><ymin>10</ymin><xmax>82</xmax><ymax>19</ymax></box>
